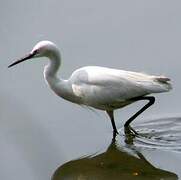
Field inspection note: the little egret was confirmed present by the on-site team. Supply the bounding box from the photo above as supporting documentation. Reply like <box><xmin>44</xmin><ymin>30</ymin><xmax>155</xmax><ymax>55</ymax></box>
<box><xmin>8</xmin><ymin>41</ymin><xmax>172</xmax><ymax>137</ymax></box>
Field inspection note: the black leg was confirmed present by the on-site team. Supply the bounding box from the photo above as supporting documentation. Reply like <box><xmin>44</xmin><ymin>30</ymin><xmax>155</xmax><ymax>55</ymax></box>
<box><xmin>106</xmin><ymin>110</ymin><xmax>119</xmax><ymax>137</ymax></box>
<box><xmin>124</xmin><ymin>96</ymin><xmax>155</xmax><ymax>127</ymax></box>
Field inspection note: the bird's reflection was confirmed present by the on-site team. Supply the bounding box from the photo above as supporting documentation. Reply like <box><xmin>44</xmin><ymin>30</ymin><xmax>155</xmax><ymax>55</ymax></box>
<box><xmin>52</xmin><ymin>133</ymin><xmax>178</xmax><ymax>180</ymax></box>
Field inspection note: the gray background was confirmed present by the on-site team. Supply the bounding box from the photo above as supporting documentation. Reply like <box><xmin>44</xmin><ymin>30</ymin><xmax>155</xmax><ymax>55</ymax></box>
<box><xmin>0</xmin><ymin>0</ymin><xmax>180</xmax><ymax>179</ymax></box>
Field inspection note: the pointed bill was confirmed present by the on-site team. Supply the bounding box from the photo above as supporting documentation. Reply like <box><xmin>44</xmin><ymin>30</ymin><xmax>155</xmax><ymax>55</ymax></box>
<box><xmin>8</xmin><ymin>51</ymin><xmax>36</xmax><ymax>68</ymax></box>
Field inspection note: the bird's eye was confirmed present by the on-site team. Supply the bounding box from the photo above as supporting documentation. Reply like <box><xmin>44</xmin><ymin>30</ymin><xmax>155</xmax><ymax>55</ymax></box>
<box><xmin>34</xmin><ymin>49</ymin><xmax>39</xmax><ymax>54</ymax></box>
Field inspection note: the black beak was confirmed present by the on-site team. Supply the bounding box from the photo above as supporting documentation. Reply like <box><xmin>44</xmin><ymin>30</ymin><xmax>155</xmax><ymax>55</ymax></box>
<box><xmin>8</xmin><ymin>51</ymin><xmax>36</xmax><ymax>68</ymax></box>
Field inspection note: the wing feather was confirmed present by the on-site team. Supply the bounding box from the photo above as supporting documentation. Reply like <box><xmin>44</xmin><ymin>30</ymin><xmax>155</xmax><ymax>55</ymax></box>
<box><xmin>69</xmin><ymin>66</ymin><xmax>170</xmax><ymax>107</ymax></box>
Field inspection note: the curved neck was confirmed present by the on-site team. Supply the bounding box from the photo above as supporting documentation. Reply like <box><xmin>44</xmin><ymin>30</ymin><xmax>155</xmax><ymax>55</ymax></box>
<box><xmin>44</xmin><ymin>52</ymin><xmax>61</xmax><ymax>80</ymax></box>
<box><xmin>43</xmin><ymin>51</ymin><xmax>70</xmax><ymax>98</ymax></box>
<box><xmin>43</xmin><ymin>51</ymin><xmax>83</xmax><ymax>104</ymax></box>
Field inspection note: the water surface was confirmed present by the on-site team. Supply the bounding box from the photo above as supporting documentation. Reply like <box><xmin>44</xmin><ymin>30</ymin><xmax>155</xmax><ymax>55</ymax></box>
<box><xmin>0</xmin><ymin>0</ymin><xmax>181</xmax><ymax>179</ymax></box>
<box><xmin>52</xmin><ymin>117</ymin><xmax>181</xmax><ymax>180</ymax></box>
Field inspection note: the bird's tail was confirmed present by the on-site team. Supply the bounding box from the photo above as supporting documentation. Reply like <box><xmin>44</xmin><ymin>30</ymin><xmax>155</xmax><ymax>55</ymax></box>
<box><xmin>153</xmin><ymin>76</ymin><xmax>172</xmax><ymax>92</ymax></box>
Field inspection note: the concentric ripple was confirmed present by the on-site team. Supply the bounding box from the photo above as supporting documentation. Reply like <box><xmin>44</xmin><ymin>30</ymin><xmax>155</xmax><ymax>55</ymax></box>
<box><xmin>121</xmin><ymin>117</ymin><xmax>181</xmax><ymax>151</ymax></box>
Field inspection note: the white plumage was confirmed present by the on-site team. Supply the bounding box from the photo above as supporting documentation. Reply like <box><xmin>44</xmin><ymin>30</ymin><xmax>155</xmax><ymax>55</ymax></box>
<box><xmin>69</xmin><ymin>66</ymin><xmax>171</xmax><ymax>110</ymax></box>
<box><xmin>8</xmin><ymin>41</ymin><xmax>172</xmax><ymax>136</ymax></box>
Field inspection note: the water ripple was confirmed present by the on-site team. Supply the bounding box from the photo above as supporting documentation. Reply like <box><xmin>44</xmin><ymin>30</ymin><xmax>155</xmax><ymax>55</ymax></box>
<box><xmin>121</xmin><ymin>117</ymin><xmax>181</xmax><ymax>151</ymax></box>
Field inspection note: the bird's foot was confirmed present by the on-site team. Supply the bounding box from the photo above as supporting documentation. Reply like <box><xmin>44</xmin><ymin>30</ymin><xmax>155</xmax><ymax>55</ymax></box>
<box><xmin>124</xmin><ymin>125</ymin><xmax>138</xmax><ymax>137</ymax></box>
<box><xmin>112</xmin><ymin>130</ymin><xmax>119</xmax><ymax>142</ymax></box>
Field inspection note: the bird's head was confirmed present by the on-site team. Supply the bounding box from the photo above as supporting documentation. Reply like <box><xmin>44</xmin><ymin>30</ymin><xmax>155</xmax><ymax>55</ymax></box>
<box><xmin>8</xmin><ymin>40</ymin><xmax>59</xmax><ymax>68</ymax></box>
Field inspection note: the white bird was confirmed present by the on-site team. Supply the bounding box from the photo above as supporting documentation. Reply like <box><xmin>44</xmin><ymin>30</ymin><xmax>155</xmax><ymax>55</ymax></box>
<box><xmin>8</xmin><ymin>41</ymin><xmax>172</xmax><ymax>137</ymax></box>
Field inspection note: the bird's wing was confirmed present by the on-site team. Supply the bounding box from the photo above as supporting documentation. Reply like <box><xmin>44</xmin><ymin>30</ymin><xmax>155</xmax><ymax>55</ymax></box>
<box><xmin>69</xmin><ymin>66</ymin><xmax>170</xmax><ymax>105</ymax></box>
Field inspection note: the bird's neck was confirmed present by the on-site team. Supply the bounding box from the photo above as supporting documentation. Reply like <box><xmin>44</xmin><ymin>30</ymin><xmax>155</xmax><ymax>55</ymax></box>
<box><xmin>44</xmin><ymin>52</ymin><xmax>61</xmax><ymax>79</ymax></box>
<box><xmin>43</xmin><ymin>51</ymin><xmax>83</xmax><ymax>104</ymax></box>
<box><xmin>44</xmin><ymin>52</ymin><xmax>64</xmax><ymax>88</ymax></box>
<box><xmin>43</xmin><ymin>52</ymin><xmax>72</xmax><ymax>99</ymax></box>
